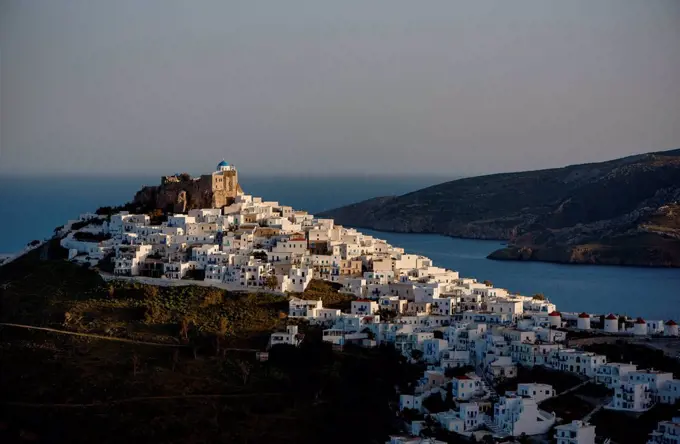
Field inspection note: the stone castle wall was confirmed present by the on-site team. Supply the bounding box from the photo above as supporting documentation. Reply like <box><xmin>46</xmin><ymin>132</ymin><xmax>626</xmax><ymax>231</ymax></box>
<box><xmin>133</xmin><ymin>170</ymin><xmax>242</xmax><ymax>213</ymax></box>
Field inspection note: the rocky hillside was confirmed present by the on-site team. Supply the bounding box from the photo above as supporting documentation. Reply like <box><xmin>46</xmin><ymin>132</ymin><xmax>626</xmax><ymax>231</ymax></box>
<box><xmin>133</xmin><ymin>177</ymin><xmax>214</xmax><ymax>214</ymax></box>
<box><xmin>320</xmin><ymin>149</ymin><xmax>680</xmax><ymax>267</ymax></box>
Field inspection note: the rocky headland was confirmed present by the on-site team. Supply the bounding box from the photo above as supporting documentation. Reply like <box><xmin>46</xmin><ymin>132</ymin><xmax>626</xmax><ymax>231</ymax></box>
<box><xmin>320</xmin><ymin>149</ymin><xmax>680</xmax><ymax>267</ymax></box>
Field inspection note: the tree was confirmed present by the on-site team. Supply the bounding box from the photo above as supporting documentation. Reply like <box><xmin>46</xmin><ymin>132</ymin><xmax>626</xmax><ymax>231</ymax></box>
<box><xmin>481</xmin><ymin>435</ymin><xmax>495</xmax><ymax>444</ymax></box>
<box><xmin>377</xmin><ymin>308</ymin><xmax>398</xmax><ymax>323</ymax></box>
<box><xmin>361</xmin><ymin>327</ymin><xmax>376</xmax><ymax>340</ymax></box>
<box><xmin>483</xmin><ymin>280</ymin><xmax>493</xmax><ymax>287</ymax></box>
<box><xmin>411</xmin><ymin>349</ymin><xmax>423</xmax><ymax>361</ymax></box>
<box><xmin>422</xmin><ymin>393</ymin><xmax>447</xmax><ymax>413</ymax></box>
<box><xmin>433</xmin><ymin>330</ymin><xmax>444</xmax><ymax>339</ymax></box>
<box><xmin>264</xmin><ymin>275</ymin><xmax>279</xmax><ymax>291</ymax></box>
<box><xmin>532</xmin><ymin>293</ymin><xmax>546</xmax><ymax>300</ymax></box>
<box><xmin>143</xmin><ymin>285</ymin><xmax>159</xmax><ymax>300</ymax></box>
<box><xmin>252</xmin><ymin>251</ymin><xmax>268</xmax><ymax>262</ymax></box>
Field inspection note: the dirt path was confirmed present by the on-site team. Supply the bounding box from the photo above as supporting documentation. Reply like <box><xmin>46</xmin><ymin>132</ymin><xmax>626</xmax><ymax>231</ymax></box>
<box><xmin>0</xmin><ymin>322</ymin><xmax>186</xmax><ymax>347</ymax></box>
<box><xmin>0</xmin><ymin>322</ymin><xmax>264</xmax><ymax>353</ymax></box>
<box><xmin>3</xmin><ymin>392</ymin><xmax>284</xmax><ymax>408</ymax></box>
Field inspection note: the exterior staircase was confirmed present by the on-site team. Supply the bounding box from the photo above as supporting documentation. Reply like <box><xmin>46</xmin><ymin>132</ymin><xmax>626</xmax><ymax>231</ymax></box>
<box><xmin>481</xmin><ymin>414</ymin><xmax>505</xmax><ymax>436</ymax></box>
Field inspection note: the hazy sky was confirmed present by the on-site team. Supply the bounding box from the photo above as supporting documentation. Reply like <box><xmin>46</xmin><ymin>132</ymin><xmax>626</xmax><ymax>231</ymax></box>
<box><xmin>1</xmin><ymin>1</ymin><xmax>679</xmax><ymax>177</ymax></box>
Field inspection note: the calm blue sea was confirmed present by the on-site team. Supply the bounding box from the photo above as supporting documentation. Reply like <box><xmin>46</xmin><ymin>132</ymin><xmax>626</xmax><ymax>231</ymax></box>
<box><xmin>1</xmin><ymin>175</ymin><xmax>679</xmax><ymax>320</ymax></box>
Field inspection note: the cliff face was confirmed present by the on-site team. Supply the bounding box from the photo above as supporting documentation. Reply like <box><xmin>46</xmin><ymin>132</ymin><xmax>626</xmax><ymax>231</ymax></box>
<box><xmin>133</xmin><ymin>179</ymin><xmax>214</xmax><ymax>213</ymax></box>
<box><xmin>320</xmin><ymin>149</ymin><xmax>680</xmax><ymax>267</ymax></box>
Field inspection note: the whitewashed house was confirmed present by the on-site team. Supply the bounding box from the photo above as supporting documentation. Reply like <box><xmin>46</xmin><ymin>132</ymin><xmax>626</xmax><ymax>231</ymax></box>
<box><xmin>607</xmin><ymin>381</ymin><xmax>654</xmax><ymax>412</ymax></box>
<box><xmin>493</xmin><ymin>395</ymin><xmax>556</xmax><ymax>436</ymax></box>
<box><xmin>451</xmin><ymin>375</ymin><xmax>483</xmax><ymax>401</ymax></box>
<box><xmin>113</xmin><ymin>244</ymin><xmax>152</xmax><ymax>276</ymax></box>
<box><xmin>595</xmin><ymin>362</ymin><xmax>638</xmax><ymax>389</ymax></box>
<box><xmin>435</xmin><ymin>403</ymin><xmax>481</xmax><ymax>434</ymax></box>
<box><xmin>486</xmin><ymin>356</ymin><xmax>517</xmax><ymax>382</ymax></box>
<box><xmin>555</xmin><ymin>420</ymin><xmax>596</xmax><ymax>444</ymax></box>
<box><xmin>629</xmin><ymin>370</ymin><xmax>674</xmax><ymax>398</ymax></box>
<box><xmin>440</xmin><ymin>349</ymin><xmax>471</xmax><ymax>369</ymax></box>
<box><xmin>269</xmin><ymin>325</ymin><xmax>304</xmax><ymax>348</ymax></box>
<box><xmin>647</xmin><ymin>417</ymin><xmax>680</xmax><ymax>444</ymax></box>
<box><xmin>399</xmin><ymin>394</ymin><xmax>425</xmax><ymax>412</ymax></box>
<box><xmin>351</xmin><ymin>299</ymin><xmax>379</xmax><ymax>315</ymax></box>
<box><xmin>288</xmin><ymin>297</ymin><xmax>323</xmax><ymax>317</ymax></box>
<box><xmin>659</xmin><ymin>379</ymin><xmax>680</xmax><ymax>405</ymax></box>
<box><xmin>511</xmin><ymin>342</ymin><xmax>562</xmax><ymax>368</ymax></box>
<box><xmin>550</xmin><ymin>349</ymin><xmax>607</xmax><ymax>377</ymax></box>
<box><xmin>422</xmin><ymin>338</ymin><xmax>449</xmax><ymax>364</ymax></box>
<box><xmin>281</xmin><ymin>267</ymin><xmax>313</xmax><ymax>292</ymax></box>
<box><xmin>514</xmin><ymin>383</ymin><xmax>555</xmax><ymax>403</ymax></box>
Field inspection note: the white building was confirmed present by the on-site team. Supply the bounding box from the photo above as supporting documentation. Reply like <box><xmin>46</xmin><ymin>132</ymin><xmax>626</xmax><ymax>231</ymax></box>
<box><xmin>351</xmin><ymin>299</ymin><xmax>379</xmax><ymax>316</ymax></box>
<box><xmin>422</xmin><ymin>338</ymin><xmax>449</xmax><ymax>364</ymax></box>
<box><xmin>595</xmin><ymin>362</ymin><xmax>637</xmax><ymax>389</ymax></box>
<box><xmin>288</xmin><ymin>298</ymin><xmax>323</xmax><ymax>317</ymax></box>
<box><xmin>555</xmin><ymin>420</ymin><xmax>596</xmax><ymax>444</ymax></box>
<box><xmin>269</xmin><ymin>325</ymin><xmax>303</xmax><ymax>348</ymax></box>
<box><xmin>486</xmin><ymin>356</ymin><xmax>517</xmax><ymax>382</ymax></box>
<box><xmin>493</xmin><ymin>395</ymin><xmax>556</xmax><ymax>436</ymax></box>
<box><xmin>659</xmin><ymin>379</ymin><xmax>680</xmax><ymax>405</ymax></box>
<box><xmin>514</xmin><ymin>383</ymin><xmax>555</xmax><ymax>403</ymax></box>
<box><xmin>451</xmin><ymin>375</ymin><xmax>483</xmax><ymax>401</ymax></box>
<box><xmin>281</xmin><ymin>267</ymin><xmax>313</xmax><ymax>292</ymax></box>
<box><xmin>647</xmin><ymin>417</ymin><xmax>680</xmax><ymax>444</ymax></box>
<box><xmin>435</xmin><ymin>403</ymin><xmax>481</xmax><ymax>434</ymax></box>
<box><xmin>488</xmin><ymin>299</ymin><xmax>524</xmax><ymax>320</ymax></box>
<box><xmin>551</xmin><ymin>349</ymin><xmax>607</xmax><ymax>378</ymax></box>
<box><xmin>608</xmin><ymin>380</ymin><xmax>654</xmax><ymax>412</ymax></box>
<box><xmin>399</xmin><ymin>394</ymin><xmax>424</xmax><ymax>412</ymax></box>
<box><xmin>113</xmin><ymin>244</ymin><xmax>152</xmax><ymax>276</ymax></box>
<box><xmin>440</xmin><ymin>349</ymin><xmax>472</xmax><ymax>369</ymax></box>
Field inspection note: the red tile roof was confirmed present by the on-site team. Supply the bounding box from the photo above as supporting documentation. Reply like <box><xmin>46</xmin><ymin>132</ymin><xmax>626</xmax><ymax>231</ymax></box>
<box><xmin>578</xmin><ymin>312</ymin><xmax>590</xmax><ymax>318</ymax></box>
<box><xmin>635</xmin><ymin>317</ymin><xmax>646</xmax><ymax>324</ymax></box>
<box><xmin>606</xmin><ymin>314</ymin><xmax>618</xmax><ymax>320</ymax></box>
<box><xmin>666</xmin><ymin>320</ymin><xmax>677</xmax><ymax>326</ymax></box>
<box><xmin>548</xmin><ymin>311</ymin><xmax>561</xmax><ymax>317</ymax></box>
<box><xmin>456</xmin><ymin>375</ymin><xmax>471</xmax><ymax>380</ymax></box>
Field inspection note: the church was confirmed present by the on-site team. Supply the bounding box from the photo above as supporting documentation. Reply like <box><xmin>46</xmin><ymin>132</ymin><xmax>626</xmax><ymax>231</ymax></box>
<box><xmin>202</xmin><ymin>160</ymin><xmax>243</xmax><ymax>208</ymax></box>
<box><xmin>139</xmin><ymin>160</ymin><xmax>245</xmax><ymax>213</ymax></box>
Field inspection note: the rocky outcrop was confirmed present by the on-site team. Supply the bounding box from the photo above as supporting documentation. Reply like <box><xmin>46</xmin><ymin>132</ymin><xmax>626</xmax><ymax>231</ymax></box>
<box><xmin>320</xmin><ymin>148</ymin><xmax>680</xmax><ymax>267</ymax></box>
<box><xmin>133</xmin><ymin>176</ymin><xmax>215</xmax><ymax>213</ymax></box>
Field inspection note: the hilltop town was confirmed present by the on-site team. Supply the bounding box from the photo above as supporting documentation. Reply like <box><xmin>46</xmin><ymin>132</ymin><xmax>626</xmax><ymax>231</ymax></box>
<box><xmin>28</xmin><ymin>161</ymin><xmax>680</xmax><ymax>443</ymax></box>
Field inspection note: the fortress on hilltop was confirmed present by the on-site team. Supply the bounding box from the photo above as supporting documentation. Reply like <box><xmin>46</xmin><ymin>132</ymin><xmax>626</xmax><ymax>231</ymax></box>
<box><xmin>134</xmin><ymin>160</ymin><xmax>244</xmax><ymax>213</ymax></box>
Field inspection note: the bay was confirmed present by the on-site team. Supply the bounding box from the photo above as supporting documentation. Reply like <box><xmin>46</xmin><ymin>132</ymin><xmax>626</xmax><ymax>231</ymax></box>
<box><xmin>1</xmin><ymin>174</ymin><xmax>678</xmax><ymax>321</ymax></box>
<box><xmin>358</xmin><ymin>228</ymin><xmax>680</xmax><ymax>321</ymax></box>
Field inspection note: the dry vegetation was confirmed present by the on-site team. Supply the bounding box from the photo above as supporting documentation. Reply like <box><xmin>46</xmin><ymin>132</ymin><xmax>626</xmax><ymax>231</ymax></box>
<box><xmin>0</xmin><ymin>242</ymin><xmax>413</xmax><ymax>443</ymax></box>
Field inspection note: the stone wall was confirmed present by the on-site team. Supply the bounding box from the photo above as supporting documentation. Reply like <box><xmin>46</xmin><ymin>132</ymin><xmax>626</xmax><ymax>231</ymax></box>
<box><xmin>133</xmin><ymin>171</ymin><xmax>242</xmax><ymax>213</ymax></box>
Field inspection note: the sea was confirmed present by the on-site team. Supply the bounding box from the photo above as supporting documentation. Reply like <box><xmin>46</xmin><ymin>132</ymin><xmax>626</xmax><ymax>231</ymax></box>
<box><xmin>2</xmin><ymin>175</ymin><xmax>679</xmax><ymax>320</ymax></box>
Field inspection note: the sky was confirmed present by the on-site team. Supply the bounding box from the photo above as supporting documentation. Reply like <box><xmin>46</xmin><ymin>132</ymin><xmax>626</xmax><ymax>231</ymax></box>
<box><xmin>1</xmin><ymin>0</ymin><xmax>679</xmax><ymax>178</ymax></box>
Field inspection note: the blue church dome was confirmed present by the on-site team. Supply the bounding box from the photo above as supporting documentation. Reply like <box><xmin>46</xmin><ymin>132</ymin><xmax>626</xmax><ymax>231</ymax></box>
<box><xmin>217</xmin><ymin>160</ymin><xmax>229</xmax><ymax>169</ymax></box>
